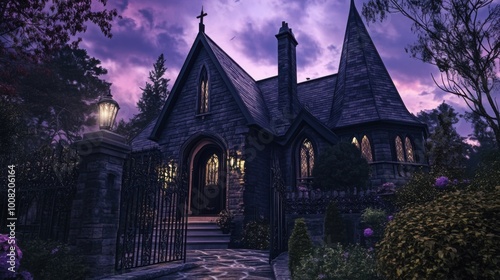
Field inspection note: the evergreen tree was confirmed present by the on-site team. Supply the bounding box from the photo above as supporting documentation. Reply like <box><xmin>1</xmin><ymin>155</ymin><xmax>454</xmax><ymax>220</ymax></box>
<box><xmin>417</xmin><ymin>102</ymin><xmax>468</xmax><ymax>176</ymax></box>
<box><xmin>118</xmin><ymin>54</ymin><xmax>170</xmax><ymax>140</ymax></box>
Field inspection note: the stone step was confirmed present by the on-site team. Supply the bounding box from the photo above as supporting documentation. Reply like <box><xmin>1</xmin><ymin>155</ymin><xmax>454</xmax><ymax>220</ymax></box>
<box><xmin>185</xmin><ymin>217</ymin><xmax>230</xmax><ymax>250</ymax></box>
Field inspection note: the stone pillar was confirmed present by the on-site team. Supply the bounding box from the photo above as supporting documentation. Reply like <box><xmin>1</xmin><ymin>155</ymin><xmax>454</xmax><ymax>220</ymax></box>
<box><xmin>69</xmin><ymin>130</ymin><xmax>130</xmax><ymax>279</ymax></box>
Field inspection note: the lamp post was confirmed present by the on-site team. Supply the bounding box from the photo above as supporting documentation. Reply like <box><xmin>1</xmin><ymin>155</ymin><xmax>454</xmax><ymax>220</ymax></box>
<box><xmin>98</xmin><ymin>90</ymin><xmax>120</xmax><ymax>130</ymax></box>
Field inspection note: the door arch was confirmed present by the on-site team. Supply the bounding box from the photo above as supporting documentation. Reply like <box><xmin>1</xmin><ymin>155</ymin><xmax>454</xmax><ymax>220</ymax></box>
<box><xmin>186</xmin><ymin>139</ymin><xmax>226</xmax><ymax>216</ymax></box>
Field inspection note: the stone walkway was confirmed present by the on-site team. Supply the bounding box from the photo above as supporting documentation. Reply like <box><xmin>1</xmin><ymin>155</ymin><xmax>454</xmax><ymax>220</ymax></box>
<box><xmin>155</xmin><ymin>249</ymin><xmax>275</xmax><ymax>280</ymax></box>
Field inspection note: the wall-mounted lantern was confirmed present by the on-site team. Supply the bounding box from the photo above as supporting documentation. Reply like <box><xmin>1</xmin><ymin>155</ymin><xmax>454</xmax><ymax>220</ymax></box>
<box><xmin>228</xmin><ymin>149</ymin><xmax>245</xmax><ymax>172</ymax></box>
<box><xmin>159</xmin><ymin>160</ymin><xmax>177</xmax><ymax>189</ymax></box>
<box><xmin>98</xmin><ymin>90</ymin><xmax>120</xmax><ymax>130</ymax></box>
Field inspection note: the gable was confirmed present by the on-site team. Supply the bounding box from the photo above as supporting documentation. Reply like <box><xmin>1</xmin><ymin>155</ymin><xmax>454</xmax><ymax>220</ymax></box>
<box><xmin>150</xmin><ymin>33</ymin><xmax>270</xmax><ymax>141</ymax></box>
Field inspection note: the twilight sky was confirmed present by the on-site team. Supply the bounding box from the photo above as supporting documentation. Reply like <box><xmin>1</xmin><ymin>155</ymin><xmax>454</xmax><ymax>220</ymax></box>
<box><xmin>81</xmin><ymin>0</ymin><xmax>474</xmax><ymax>135</ymax></box>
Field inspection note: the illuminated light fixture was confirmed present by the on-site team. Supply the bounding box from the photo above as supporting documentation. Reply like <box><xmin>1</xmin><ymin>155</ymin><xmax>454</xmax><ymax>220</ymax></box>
<box><xmin>159</xmin><ymin>160</ymin><xmax>177</xmax><ymax>189</ymax></box>
<box><xmin>228</xmin><ymin>149</ymin><xmax>245</xmax><ymax>172</ymax></box>
<box><xmin>98</xmin><ymin>90</ymin><xmax>120</xmax><ymax>130</ymax></box>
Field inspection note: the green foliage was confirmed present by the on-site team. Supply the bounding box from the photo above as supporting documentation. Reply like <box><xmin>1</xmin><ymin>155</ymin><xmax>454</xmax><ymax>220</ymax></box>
<box><xmin>312</xmin><ymin>142</ymin><xmax>369</xmax><ymax>193</ymax></box>
<box><xmin>469</xmin><ymin>150</ymin><xmax>500</xmax><ymax>192</ymax></box>
<box><xmin>323</xmin><ymin>200</ymin><xmax>347</xmax><ymax>245</ymax></box>
<box><xmin>117</xmin><ymin>54</ymin><xmax>170</xmax><ymax>140</ymax></box>
<box><xmin>362</xmin><ymin>0</ymin><xmax>500</xmax><ymax>148</ymax></box>
<box><xmin>288</xmin><ymin>218</ymin><xmax>313</xmax><ymax>276</ymax></box>
<box><xmin>20</xmin><ymin>239</ymin><xmax>88</xmax><ymax>280</ymax></box>
<box><xmin>294</xmin><ymin>244</ymin><xmax>381</xmax><ymax>280</ymax></box>
<box><xmin>417</xmin><ymin>102</ymin><xmax>468</xmax><ymax>177</ymax></box>
<box><xmin>215</xmin><ymin>209</ymin><xmax>233</xmax><ymax>232</ymax></box>
<box><xmin>241</xmin><ymin>220</ymin><xmax>270</xmax><ymax>250</ymax></box>
<box><xmin>395</xmin><ymin>171</ymin><xmax>441</xmax><ymax>209</ymax></box>
<box><xmin>360</xmin><ymin>207</ymin><xmax>387</xmax><ymax>240</ymax></box>
<box><xmin>377</xmin><ymin>188</ymin><xmax>500</xmax><ymax>280</ymax></box>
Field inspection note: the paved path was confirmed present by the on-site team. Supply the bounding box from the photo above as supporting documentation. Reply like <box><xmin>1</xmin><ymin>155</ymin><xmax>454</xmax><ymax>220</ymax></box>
<box><xmin>155</xmin><ymin>249</ymin><xmax>275</xmax><ymax>280</ymax></box>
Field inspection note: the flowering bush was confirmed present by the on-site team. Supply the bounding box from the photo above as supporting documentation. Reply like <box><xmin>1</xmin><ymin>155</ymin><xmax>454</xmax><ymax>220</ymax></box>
<box><xmin>363</xmin><ymin>228</ymin><xmax>373</xmax><ymax>238</ymax></box>
<box><xmin>434</xmin><ymin>176</ymin><xmax>449</xmax><ymax>188</ymax></box>
<box><xmin>293</xmin><ymin>244</ymin><xmax>382</xmax><ymax>280</ymax></box>
<box><xmin>215</xmin><ymin>209</ymin><xmax>233</xmax><ymax>233</ymax></box>
<box><xmin>0</xmin><ymin>234</ymin><xmax>31</xmax><ymax>280</ymax></box>
<box><xmin>377</xmin><ymin>182</ymin><xmax>396</xmax><ymax>194</ymax></box>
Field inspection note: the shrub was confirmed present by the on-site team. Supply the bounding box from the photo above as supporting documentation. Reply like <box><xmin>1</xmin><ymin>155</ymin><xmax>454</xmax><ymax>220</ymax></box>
<box><xmin>288</xmin><ymin>218</ymin><xmax>313</xmax><ymax>276</ymax></box>
<box><xmin>360</xmin><ymin>207</ymin><xmax>387</xmax><ymax>240</ymax></box>
<box><xmin>377</xmin><ymin>188</ymin><xmax>500</xmax><ymax>280</ymax></box>
<box><xmin>241</xmin><ymin>220</ymin><xmax>270</xmax><ymax>250</ymax></box>
<box><xmin>323</xmin><ymin>200</ymin><xmax>347</xmax><ymax>246</ymax></box>
<box><xmin>294</xmin><ymin>244</ymin><xmax>381</xmax><ymax>280</ymax></box>
<box><xmin>19</xmin><ymin>239</ymin><xmax>88</xmax><ymax>280</ymax></box>
<box><xmin>395</xmin><ymin>171</ymin><xmax>441</xmax><ymax>209</ymax></box>
<box><xmin>469</xmin><ymin>149</ymin><xmax>500</xmax><ymax>192</ymax></box>
<box><xmin>312</xmin><ymin>142</ymin><xmax>369</xmax><ymax>193</ymax></box>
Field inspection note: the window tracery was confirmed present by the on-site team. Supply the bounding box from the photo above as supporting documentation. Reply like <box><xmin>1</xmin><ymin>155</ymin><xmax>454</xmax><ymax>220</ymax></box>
<box><xmin>352</xmin><ymin>137</ymin><xmax>360</xmax><ymax>149</ymax></box>
<box><xmin>205</xmin><ymin>154</ymin><xmax>218</xmax><ymax>185</ymax></box>
<box><xmin>361</xmin><ymin>135</ymin><xmax>373</xmax><ymax>162</ymax></box>
<box><xmin>300</xmin><ymin>139</ymin><xmax>315</xmax><ymax>179</ymax></box>
<box><xmin>395</xmin><ymin>136</ymin><xmax>405</xmax><ymax>162</ymax></box>
<box><xmin>405</xmin><ymin>137</ymin><xmax>415</xmax><ymax>163</ymax></box>
<box><xmin>198</xmin><ymin>67</ymin><xmax>209</xmax><ymax>114</ymax></box>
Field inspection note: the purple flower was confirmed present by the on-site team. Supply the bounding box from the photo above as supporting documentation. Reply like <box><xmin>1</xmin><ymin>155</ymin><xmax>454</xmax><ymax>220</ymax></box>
<box><xmin>51</xmin><ymin>247</ymin><xmax>59</xmax><ymax>255</ymax></box>
<box><xmin>20</xmin><ymin>271</ymin><xmax>33</xmax><ymax>280</ymax></box>
<box><xmin>435</xmin><ymin>176</ymin><xmax>449</xmax><ymax>188</ymax></box>
<box><xmin>364</xmin><ymin>228</ymin><xmax>374</xmax><ymax>238</ymax></box>
<box><xmin>388</xmin><ymin>215</ymin><xmax>394</xmax><ymax>221</ymax></box>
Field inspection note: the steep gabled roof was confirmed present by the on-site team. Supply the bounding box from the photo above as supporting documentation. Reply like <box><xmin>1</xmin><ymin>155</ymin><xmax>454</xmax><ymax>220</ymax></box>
<box><xmin>330</xmin><ymin>0</ymin><xmax>421</xmax><ymax>128</ymax></box>
<box><xmin>150</xmin><ymin>32</ymin><xmax>270</xmax><ymax>140</ymax></box>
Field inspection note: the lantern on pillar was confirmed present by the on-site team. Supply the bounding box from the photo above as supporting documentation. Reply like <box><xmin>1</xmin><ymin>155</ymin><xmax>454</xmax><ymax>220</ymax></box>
<box><xmin>98</xmin><ymin>90</ymin><xmax>120</xmax><ymax>130</ymax></box>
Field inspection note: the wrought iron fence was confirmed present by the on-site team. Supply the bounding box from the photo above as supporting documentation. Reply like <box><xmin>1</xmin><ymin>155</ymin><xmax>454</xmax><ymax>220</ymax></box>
<box><xmin>0</xmin><ymin>147</ymin><xmax>79</xmax><ymax>242</ymax></box>
<box><xmin>115</xmin><ymin>149</ymin><xmax>188</xmax><ymax>270</ymax></box>
<box><xmin>284</xmin><ymin>190</ymin><xmax>395</xmax><ymax>215</ymax></box>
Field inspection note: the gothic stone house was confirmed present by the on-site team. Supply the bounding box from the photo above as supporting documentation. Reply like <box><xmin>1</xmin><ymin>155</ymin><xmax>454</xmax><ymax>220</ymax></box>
<box><xmin>131</xmin><ymin>2</ymin><xmax>428</xmax><ymax>224</ymax></box>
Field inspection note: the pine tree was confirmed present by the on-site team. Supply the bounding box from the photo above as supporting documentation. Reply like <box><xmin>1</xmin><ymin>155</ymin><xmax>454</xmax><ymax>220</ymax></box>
<box><xmin>117</xmin><ymin>54</ymin><xmax>170</xmax><ymax>140</ymax></box>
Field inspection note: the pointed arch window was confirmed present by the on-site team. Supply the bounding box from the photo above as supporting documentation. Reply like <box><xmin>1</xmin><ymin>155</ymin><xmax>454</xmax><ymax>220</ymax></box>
<box><xmin>405</xmin><ymin>137</ymin><xmax>415</xmax><ymax>163</ymax></box>
<box><xmin>205</xmin><ymin>154</ymin><xmax>218</xmax><ymax>185</ymax></box>
<box><xmin>395</xmin><ymin>136</ymin><xmax>405</xmax><ymax>162</ymax></box>
<box><xmin>299</xmin><ymin>138</ymin><xmax>315</xmax><ymax>180</ymax></box>
<box><xmin>198</xmin><ymin>67</ymin><xmax>209</xmax><ymax>114</ymax></box>
<box><xmin>361</xmin><ymin>135</ymin><xmax>373</xmax><ymax>162</ymax></box>
<box><xmin>352</xmin><ymin>137</ymin><xmax>360</xmax><ymax>149</ymax></box>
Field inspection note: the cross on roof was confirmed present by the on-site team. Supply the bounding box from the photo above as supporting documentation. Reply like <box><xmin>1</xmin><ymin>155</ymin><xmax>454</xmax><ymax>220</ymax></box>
<box><xmin>197</xmin><ymin>7</ymin><xmax>207</xmax><ymax>24</ymax></box>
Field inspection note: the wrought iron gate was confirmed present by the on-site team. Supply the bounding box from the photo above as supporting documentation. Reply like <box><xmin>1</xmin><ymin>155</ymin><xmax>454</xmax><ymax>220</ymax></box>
<box><xmin>116</xmin><ymin>149</ymin><xmax>188</xmax><ymax>270</ymax></box>
<box><xmin>269</xmin><ymin>154</ymin><xmax>287</xmax><ymax>261</ymax></box>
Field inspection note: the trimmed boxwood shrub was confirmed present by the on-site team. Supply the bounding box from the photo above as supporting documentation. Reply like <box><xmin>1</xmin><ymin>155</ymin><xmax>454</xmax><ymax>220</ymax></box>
<box><xmin>377</xmin><ymin>188</ymin><xmax>500</xmax><ymax>280</ymax></box>
<box><xmin>288</xmin><ymin>218</ymin><xmax>313</xmax><ymax>277</ymax></box>
<box><xmin>324</xmin><ymin>200</ymin><xmax>347</xmax><ymax>246</ymax></box>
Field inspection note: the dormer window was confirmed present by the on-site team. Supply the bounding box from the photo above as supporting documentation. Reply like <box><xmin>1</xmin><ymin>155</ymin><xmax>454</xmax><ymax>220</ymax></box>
<box><xmin>198</xmin><ymin>66</ymin><xmax>209</xmax><ymax>114</ymax></box>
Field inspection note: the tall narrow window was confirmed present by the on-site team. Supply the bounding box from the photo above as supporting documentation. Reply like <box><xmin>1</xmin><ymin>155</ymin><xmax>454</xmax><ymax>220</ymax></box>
<box><xmin>361</xmin><ymin>135</ymin><xmax>373</xmax><ymax>162</ymax></box>
<box><xmin>198</xmin><ymin>67</ymin><xmax>209</xmax><ymax>114</ymax></box>
<box><xmin>352</xmin><ymin>137</ymin><xmax>360</xmax><ymax>149</ymax></box>
<box><xmin>205</xmin><ymin>154</ymin><xmax>218</xmax><ymax>185</ymax></box>
<box><xmin>395</xmin><ymin>136</ymin><xmax>405</xmax><ymax>162</ymax></box>
<box><xmin>405</xmin><ymin>137</ymin><xmax>415</xmax><ymax>163</ymax></box>
<box><xmin>300</xmin><ymin>139</ymin><xmax>315</xmax><ymax>179</ymax></box>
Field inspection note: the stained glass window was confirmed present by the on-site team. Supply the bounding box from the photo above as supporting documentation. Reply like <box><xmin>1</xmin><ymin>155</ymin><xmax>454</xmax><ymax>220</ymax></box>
<box><xmin>205</xmin><ymin>154</ymin><xmax>218</xmax><ymax>185</ymax></box>
<box><xmin>300</xmin><ymin>139</ymin><xmax>315</xmax><ymax>178</ymax></box>
<box><xmin>395</xmin><ymin>136</ymin><xmax>404</xmax><ymax>162</ymax></box>
<box><xmin>352</xmin><ymin>137</ymin><xmax>360</xmax><ymax>149</ymax></box>
<box><xmin>405</xmin><ymin>137</ymin><xmax>415</xmax><ymax>163</ymax></box>
<box><xmin>199</xmin><ymin>67</ymin><xmax>209</xmax><ymax>113</ymax></box>
<box><xmin>361</xmin><ymin>135</ymin><xmax>373</xmax><ymax>162</ymax></box>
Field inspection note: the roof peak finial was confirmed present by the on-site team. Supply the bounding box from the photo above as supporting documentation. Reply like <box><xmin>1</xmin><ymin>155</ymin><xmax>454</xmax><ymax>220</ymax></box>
<box><xmin>197</xmin><ymin>6</ymin><xmax>208</xmax><ymax>33</ymax></box>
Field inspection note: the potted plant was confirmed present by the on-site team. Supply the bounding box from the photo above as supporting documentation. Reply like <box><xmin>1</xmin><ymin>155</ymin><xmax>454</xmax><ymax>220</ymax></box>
<box><xmin>215</xmin><ymin>209</ymin><xmax>233</xmax><ymax>234</ymax></box>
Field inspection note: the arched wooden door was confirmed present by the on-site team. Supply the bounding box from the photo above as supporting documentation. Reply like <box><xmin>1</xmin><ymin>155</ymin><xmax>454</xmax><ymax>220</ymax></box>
<box><xmin>190</xmin><ymin>144</ymin><xmax>225</xmax><ymax>215</ymax></box>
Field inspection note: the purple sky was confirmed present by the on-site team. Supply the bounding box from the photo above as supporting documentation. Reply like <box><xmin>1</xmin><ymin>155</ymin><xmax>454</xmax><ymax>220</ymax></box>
<box><xmin>81</xmin><ymin>0</ymin><xmax>474</xmax><ymax>136</ymax></box>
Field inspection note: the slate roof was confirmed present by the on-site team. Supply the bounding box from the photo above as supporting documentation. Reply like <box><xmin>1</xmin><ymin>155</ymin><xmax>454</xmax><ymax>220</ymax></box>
<box><xmin>330</xmin><ymin>0</ymin><xmax>421</xmax><ymax>128</ymax></box>
<box><xmin>204</xmin><ymin>35</ymin><xmax>270</xmax><ymax>129</ymax></box>
<box><xmin>130</xmin><ymin>116</ymin><xmax>159</xmax><ymax>151</ymax></box>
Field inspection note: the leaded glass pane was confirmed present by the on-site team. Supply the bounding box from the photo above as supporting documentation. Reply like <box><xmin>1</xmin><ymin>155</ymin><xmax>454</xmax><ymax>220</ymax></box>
<box><xmin>352</xmin><ymin>137</ymin><xmax>360</xmax><ymax>149</ymax></box>
<box><xmin>405</xmin><ymin>137</ymin><xmax>415</xmax><ymax>163</ymax></box>
<box><xmin>199</xmin><ymin>68</ymin><xmax>209</xmax><ymax>113</ymax></box>
<box><xmin>395</xmin><ymin>136</ymin><xmax>404</xmax><ymax>162</ymax></box>
<box><xmin>205</xmin><ymin>154</ymin><xmax>218</xmax><ymax>185</ymax></box>
<box><xmin>300</xmin><ymin>139</ymin><xmax>314</xmax><ymax>178</ymax></box>
<box><xmin>361</xmin><ymin>135</ymin><xmax>373</xmax><ymax>162</ymax></box>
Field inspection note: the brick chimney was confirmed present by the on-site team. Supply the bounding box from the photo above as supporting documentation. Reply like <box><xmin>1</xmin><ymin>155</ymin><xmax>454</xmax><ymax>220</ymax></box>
<box><xmin>276</xmin><ymin>21</ymin><xmax>299</xmax><ymax>122</ymax></box>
